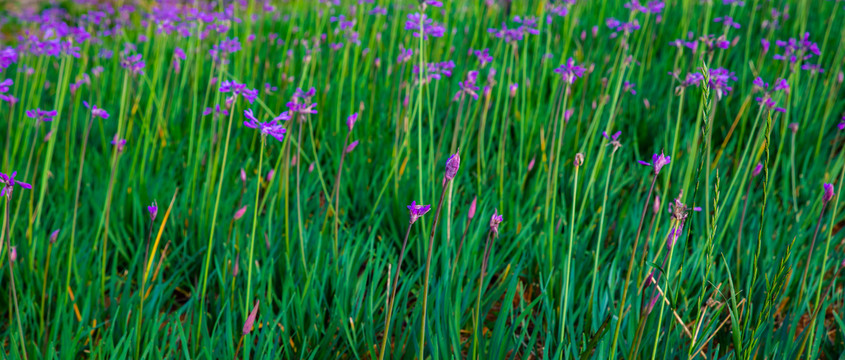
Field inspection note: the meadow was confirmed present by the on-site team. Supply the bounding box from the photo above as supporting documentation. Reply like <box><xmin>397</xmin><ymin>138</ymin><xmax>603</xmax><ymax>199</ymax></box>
<box><xmin>0</xmin><ymin>0</ymin><xmax>844</xmax><ymax>358</ymax></box>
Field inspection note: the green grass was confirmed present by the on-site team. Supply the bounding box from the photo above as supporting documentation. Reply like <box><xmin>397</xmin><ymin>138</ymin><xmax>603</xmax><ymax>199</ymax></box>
<box><xmin>1</xmin><ymin>0</ymin><xmax>845</xmax><ymax>358</ymax></box>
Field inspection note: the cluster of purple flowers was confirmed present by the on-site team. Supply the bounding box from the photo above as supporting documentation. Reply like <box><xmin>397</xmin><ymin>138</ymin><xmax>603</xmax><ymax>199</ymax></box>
<box><xmin>752</xmin><ymin>77</ymin><xmax>789</xmax><ymax>113</ymax></box>
<box><xmin>455</xmin><ymin>71</ymin><xmax>481</xmax><ymax>100</ymax></box>
<box><xmin>606</xmin><ymin>18</ymin><xmax>641</xmax><ymax>38</ymax></box>
<box><xmin>623</xmin><ymin>0</ymin><xmax>665</xmax><ymax>14</ymax></box>
<box><xmin>708</xmin><ymin>68</ymin><xmax>737</xmax><ymax>99</ymax></box>
<box><xmin>773</xmin><ymin>32</ymin><xmax>821</xmax><ymax>66</ymax></box>
<box><xmin>219</xmin><ymin>80</ymin><xmax>259</xmax><ymax>105</ymax></box>
<box><xmin>488</xmin><ymin>16</ymin><xmax>540</xmax><ymax>42</ymax></box>
<box><xmin>0</xmin><ymin>79</ymin><xmax>15</xmax><ymax>103</ymax></box>
<box><xmin>243</xmin><ymin>109</ymin><xmax>287</xmax><ymax>142</ymax></box>
<box><xmin>412</xmin><ymin>61</ymin><xmax>456</xmax><ymax>83</ymax></box>
<box><xmin>405</xmin><ymin>13</ymin><xmax>445</xmax><ymax>39</ymax></box>
<box><xmin>209</xmin><ymin>38</ymin><xmax>241</xmax><ymax>64</ymax></box>
<box><xmin>120</xmin><ymin>52</ymin><xmax>146</xmax><ymax>75</ymax></box>
<box><xmin>26</xmin><ymin>108</ymin><xmax>58</xmax><ymax>123</ymax></box>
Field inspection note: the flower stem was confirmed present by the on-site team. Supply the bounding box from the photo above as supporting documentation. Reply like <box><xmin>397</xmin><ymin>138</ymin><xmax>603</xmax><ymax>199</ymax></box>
<box><xmin>4</xmin><ymin>197</ymin><xmax>28</xmax><ymax>360</ymax></box>
<box><xmin>419</xmin><ymin>182</ymin><xmax>448</xmax><ymax>359</ymax></box>
<box><xmin>559</xmin><ymin>164</ymin><xmax>580</xmax><ymax>357</ymax></box>
<box><xmin>609</xmin><ymin>173</ymin><xmax>658</xmax><ymax>360</ymax></box>
<box><xmin>244</xmin><ymin>136</ymin><xmax>264</xmax><ymax>360</ymax></box>
<box><xmin>378</xmin><ymin>221</ymin><xmax>413</xmax><ymax>360</ymax></box>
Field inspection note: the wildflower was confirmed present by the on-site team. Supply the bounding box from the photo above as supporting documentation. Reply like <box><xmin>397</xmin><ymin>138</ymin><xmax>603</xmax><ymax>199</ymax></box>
<box><xmin>752</xmin><ymin>162</ymin><xmax>763</xmax><ymax>177</ymax></box>
<box><xmin>346</xmin><ymin>112</ymin><xmax>358</xmax><ymax>132</ymax></box>
<box><xmin>405</xmin><ymin>13</ymin><xmax>445</xmax><ymax>39</ymax></box>
<box><xmin>50</xmin><ymin>229</ymin><xmax>60</xmax><ymax>243</ymax></box>
<box><xmin>119</xmin><ymin>52</ymin><xmax>145</xmax><ymax>75</ymax></box>
<box><xmin>574</xmin><ymin>153</ymin><xmax>585</xmax><ymax>167</ymax></box>
<box><xmin>26</xmin><ymin>109</ymin><xmax>57</xmax><ymax>123</ymax></box>
<box><xmin>148</xmin><ymin>200</ymin><xmax>158</xmax><ymax>221</ymax></box>
<box><xmin>0</xmin><ymin>78</ymin><xmax>13</xmax><ymax>101</ymax></box>
<box><xmin>528</xmin><ymin>157</ymin><xmax>536</xmax><ymax>171</ymax></box>
<box><xmin>823</xmin><ymin>183</ymin><xmax>835</xmax><ymax>203</ymax></box>
<box><xmin>509</xmin><ymin>83</ymin><xmax>518</xmax><ymax>97</ymax></box>
<box><xmin>266</xmin><ymin>169</ymin><xmax>274</xmax><ymax>182</ymax></box>
<box><xmin>773</xmin><ymin>32</ymin><xmax>820</xmax><ymax>65</ymax></box>
<box><xmin>445</xmin><ymin>153</ymin><xmax>460</xmax><ymax>182</ymax></box>
<box><xmin>602</xmin><ymin>130</ymin><xmax>622</xmax><ymax>151</ymax></box>
<box><xmin>111</xmin><ymin>134</ymin><xmax>127</xmax><ymax>153</ymax></box>
<box><xmin>637</xmin><ymin>151</ymin><xmax>671</xmax><ymax>175</ymax></box>
<box><xmin>489</xmin><ymin>209</ymin><xmax>504</xmax><ymax>235</ymax></box>
<box><xmin>708</xmin><ymin>68</ymin><xmax>737</xmax><ymax>99</ymax></box>
<box><xmin>345</xmin><ymin>140</ymin><xmax>359</xmax><ymax>153</ymax></box>
<box><xmin>83</xmin><ymin>101</ymin><xmax>109</xmax><ymax>119</ymax></box>
<box><xmin>474</xmin><ymin>48</ymin><xmax>493</xmax><ymax>67</ymax></box>
<box><xmin>243</xmin><ymin>300</ymin><xmax>260</xmax><ymax>335</ymax></box>
<box><xmin>653</xmin><ymin>195</ymin><xmax>661</xmax><ymax>214</ymax></box>
<box><xmin>468</xmin><ymin>196</ymin><xmax>477</xmax><ymax>219</ymax></box>
<box><xmin>456</xmin><ymin>71</ymin><xmax>480</xmax><ymax>100</ymax></box>
<box><xmin>0</xmin><ymin>171</ymin><xmax>32</xmax><ymax>197</ymax></box>
<box><xmin>397</xmin><ymin>45</ymin><xmax>414</xmax><ymax>64</ymax></box>
<box><xmin>408</xmin><ymin>201</ymin><xmax>432</xmax><ymax>224</ymax></box>
<box><xmin>623</xmin><ymin>81</ymin><xmax>637</xmax><ymax>95</ymax></box>
<box><xmin>10</xmin><ymin>246</ymin><xmax>16</xmax><ymax>262</ymax></box>
<box><xmin>789</xmin><ymin>123</ymin><xmax>799</xmax><ymax>133</ymax></box>
<box><xmin>553</xmin><ymin>58</ymin><xmax>586</xmax><ymax>84</ymax></box>
<box><xmin>244</xmin><ymin>109</ymin><xmax>287</xmax><ymax>142</ymax></box>
<box><xmin>714</xmin><ymin>16</ymin><xmax>741</xmax><ymax>29</ymax></box>
<box><xmin>668</xmin><ymin>190</ymin><xmax>702</xmax><ymax>223</ymax></box>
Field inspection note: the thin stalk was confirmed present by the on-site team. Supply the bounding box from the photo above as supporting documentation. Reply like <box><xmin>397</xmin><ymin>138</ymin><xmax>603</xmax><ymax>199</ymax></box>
<box><xmin>197</xmin><ymin>99</ymin><xmax>237</xmax><ymax>344</ymax></box>
<box><xmin>591</xmin><ymin>149</ymin><xmax>616</xmax><ymax>313</ymax></box>
<box><xmin>559</xmin><ymin>163</ymin><xmax>580</xmax><ymax>357</ymax></box>
<box><xmin>473</xmin><ymin>230</ymin><xmax>496</xmax><ymax>360</ymax></box>
<box><xmin>296</xmin><ymin>117</ymin><xmax>307</xmax><ymax>272</ymax></box>
<box><xmin>378</xmin><ymin>222</ymin><xmax>413</xmax><ymax>360</ymax></box>
<box><xmin>797</xmin><ymin>200</ymin><xmax>828</xmax><ymax>304</ymax></box>
<box><xmin>245</xmin><ymin>136</ymin><xmax>265</xmax><ymax>360</ymax></box>
<box><xmin>609</xmin><ymin>173</ymin><xmax>658</xmax><ymax>360</ymax></box>
<box><xmin>4</xmin><ymin>197</ymin><xmax>28</xmax><ymax>360</ymax></box>
<box><xmin>66</xmin><ymin>113</ymin><xmax>95</xmax><ymax>305</ymax></box>
<box><xmin>419</xmin><ymin>182</ymin><xmax>448</xmax><ymax>359</ymax></box>
<box><xmin>332</xmin><ymin>133</ymin><xmax>351</xmax><ymax>273</ymax></box>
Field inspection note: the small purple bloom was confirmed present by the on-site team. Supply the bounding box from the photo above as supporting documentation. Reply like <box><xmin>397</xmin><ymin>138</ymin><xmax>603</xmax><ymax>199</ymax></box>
<box><xmin>0</xmin><ymin>171</ymin><xmax>32</xmax><ymax>197</ymax></box>
<box><xmin>752</xmin><ymin>162</ymin><xmax>763</xmax><ymax>177</ymax></box>
<box><xmin>346</xmin><ymin>112</ymin><xmax>358</xmax><ymax>132</ymax></box>
<box><xmin>408</xmin><ymin>201</ymin><xmax>432</xmax><ymax>224</ymax></box>
<box><xmin>638</xmin><ymin>151</ymin><xmax>671</xmax><ymax>175</ymax></box>
<box><xmin>26</xmin><ymin>109</ymin><xmax>57</xmax><ymax>123</ymax></box>
<box><xmin>83</xmin><ymin>101</ymin><xmax>109</xmax><ymax>119</ymax></box>
<box><xmin>553</xmin><ymin>58</ymin><xmax>586</xmax><ymax>84</ymax></box>
<box><xmin>468</xmin><ymin>196</ymin><xmax>477</xmax><ymax>219</ymax></box>
<box><xmin>50</xmin><ymin>229</ymin><xmax>60</xmax><ymax>243</ymax></box>
<box><xmin>489</xmin><ymin>209</ymin><xmax>504</xmax><ymax>235</ymax></box>
<box><xmin>243</xmin><ymin>300</ymin><xmax>260</xmax><ymax>335</ymax></box>
<box><xmin>111</xmin><ymin>134</ymin><xmax>127</xmax><ymax>153</ymax></box>
<box><xmin>244</xmin><ymin>109</ymin><xmax>287</xmax><ymax>142</ymax></box>
<box><xmin>823</xmin><ymin>183</ymin><xmax>835</xmax><ymax>203</ymax></box>
<box><xmin>148</xmin><ymin>200</ymin><xmax>158</xmax><ymax>221</ymax></box>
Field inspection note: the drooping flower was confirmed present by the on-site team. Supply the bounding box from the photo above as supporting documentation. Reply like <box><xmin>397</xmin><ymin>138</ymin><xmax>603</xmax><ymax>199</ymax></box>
<box><xmin>574</xmin><ymin>153</ymin><xmax>585</xmax><ymax>167</ymax></box>
<box><xmin>408</xmin><ymin>201</ymin><xmax>432</xmax><ymax>224</ymax></box>
<box><xmin>823</xmin><ymin>183</ymin><xmax>835</xmax><ymax>203</ymax></box>
<box><xmin>637</xmin><ymin>151</ymin><xmax>671</xmax><ymax>175</ymax></box>
<box><xmin>445</xmin><ymin>153</ymin><xmax>461</xmax><ymax>181</ymax></box>
<box><xmin>0</xmin><ymin>171</ymin><xmax>32</xmax><ymax>197</ymax></box>
<box><xmin>243</xmin><ymin>109</ymin><xmax>287</xmax><ymax>142</ymax></box>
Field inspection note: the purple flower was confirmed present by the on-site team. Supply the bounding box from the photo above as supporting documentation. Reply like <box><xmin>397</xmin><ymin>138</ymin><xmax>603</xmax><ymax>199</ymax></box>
<box><xmin>708</xmin><ymin>68</ymin><xmax>737</xmax><ymax>99</ymax></box>
<box><xmin>345</xmin><ymin>140</ymin><xmax>359</xmax><ymax>153</ymax></box>
<box><xmin>148</xmin><ymin>200</ymin><xmax>158</xmax><ymax>221</ymax></box>
<box><xmin>474</xmin><ymin>48</ymin><xmax>493</xmax><ymax>67</ymax></box>
<box><xmin>789</xmin><ymin>123</ymin><xmax>799</xmax><ymax>133</ymax></box>
<box><xmin>111</xmin><ymin>134</ymin><xmax>127</xmax><ymax>153</ymax></box>
<box><xmin>456</xmin><ymin>71</ymin><xmax>481</xmax><ymax>100</ymax></box>
<box><xmin>773</xmin><ymin>32</ymin><xmax>820</xmax><ymax>64</ymax></box>
<box><xmin>468</xmin><ymin>196</ymin><xmax>477</xmax><ymax>219</ymax></box>
<box><xmin>397</xmin><ymin>45</ymin><xmax>414</xmax><ymax>64</ymax></box>
<box><xmin>244</xmin><ymin>109</ymin><xmax>287</xmax><ymax>142</ymax></box>
<box><xmin>761</xmin><ymin>39</ymin><xmax>770</xmax><ymax>54</ymax></box>
<box><xmin>234</xmin><ymin>206</ymin><xmax>247</xmax><ymax>220</ymax></box>
<box><xmin>0</xmin><ymin>78</ymin><xmax>13</xmax><ymax>101</ymax></box>
<box><xmin>638</xmin><ymin>151</ymin><xmax>671</xmax><ymax>175</ymax></box>
<box><xmin>369</xmin><ymin>6</ymin><xmax>388</xmax><ymax>15</ymax></box>
<box><xmin>602</xmin><ymin>130</ymin><xmax>622</xmax><ymax>150</ymax></box>
<box><xmin>623</xmin><ymin>81</ymin><xmax>637</xmax><ymax>95</ymax></box>
<box><xmin>445</xmin><ymin>153</ymin><xmax>460</xmax><ymax>181</ymax></box>
<box><xmin>509</xmin><ymin>83</ymin><xmax>519</xmax><ymax>97</ymax></box>
<box><xmin>823</xmin><ymin>183</ymin><xmax>835</xmax><ymax>203</ymax></box>
<box><xmin>119</xmin><ymin>52</ymin><xmax>145</xmax><ymax>75</ymax></box>
<box><xmin>0</xmin><ymin>171</ymin><xmax>32</xmax><ymax>197</ymax></box>
<box><xmin>424</xmin><ymin>0</ymin><xmax>443</xmax><ymax>7</ymax></box>
<box><xmin>408</xmin><ymin>201</ymin><xmax>432</xmax><ymax>224</ymax></box>
<box><xmin>346</xmin><ymin>112</ymin><xmax>358</xmax><ymax>132</ymax></box>
<box><xmin>405</xmin><ymin>13</ymin><xmax>445</xmax><ymax>39</ymax></box>
<box><xmin>553</xmin><ymin>58</ymin><xmax>586</xmax><ymax>84</ymax></box>
<box><xmin>714</xmin><ymin>16</ymin><xmax>741</xmax><ymax>29</ymax></box>
<box><xmin>50</xmin><ymin>229</ymin><xmax>60</xmax><ymax>243</ymax></box>
<box><xmin>773</xmin><ymin>78</ymin><xmax>789</xmax><ymax>92</ymax></box>
<box><xmin>83</xmin><ymin>101</ymin><xmax>109</xmax><ymax>119</ymax></box>
<box><xmin>489</xmin><ymin>209</ymin><xmax>504</xmax><ymax>235</ymax></box>
<box><xmin>752</xmin><ymin>162</ymin><xmax>763</xmax><ymax>177</ymax></box>
<box><xmin>488</xmin><ymin>22</ymin><xmax>525</xmax><ymax>42</ymax></box>
<box><xmin>26</xmin><ymin>109</ymin><xmax>57</xmax><ymax>123</ymax></box>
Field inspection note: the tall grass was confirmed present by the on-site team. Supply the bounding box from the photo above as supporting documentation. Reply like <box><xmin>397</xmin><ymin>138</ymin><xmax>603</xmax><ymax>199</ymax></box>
<box><xmin>0</xmin><ymin>0</ymin><xmax>844</xmax><ymax>358</ymax></box>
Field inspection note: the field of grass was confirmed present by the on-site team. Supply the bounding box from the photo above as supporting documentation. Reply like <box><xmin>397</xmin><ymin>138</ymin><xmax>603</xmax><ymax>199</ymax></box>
<box><xmin>1</xmin><ymin>0</ymin><xmax>844</xmax><ymax>358</ymax></box>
